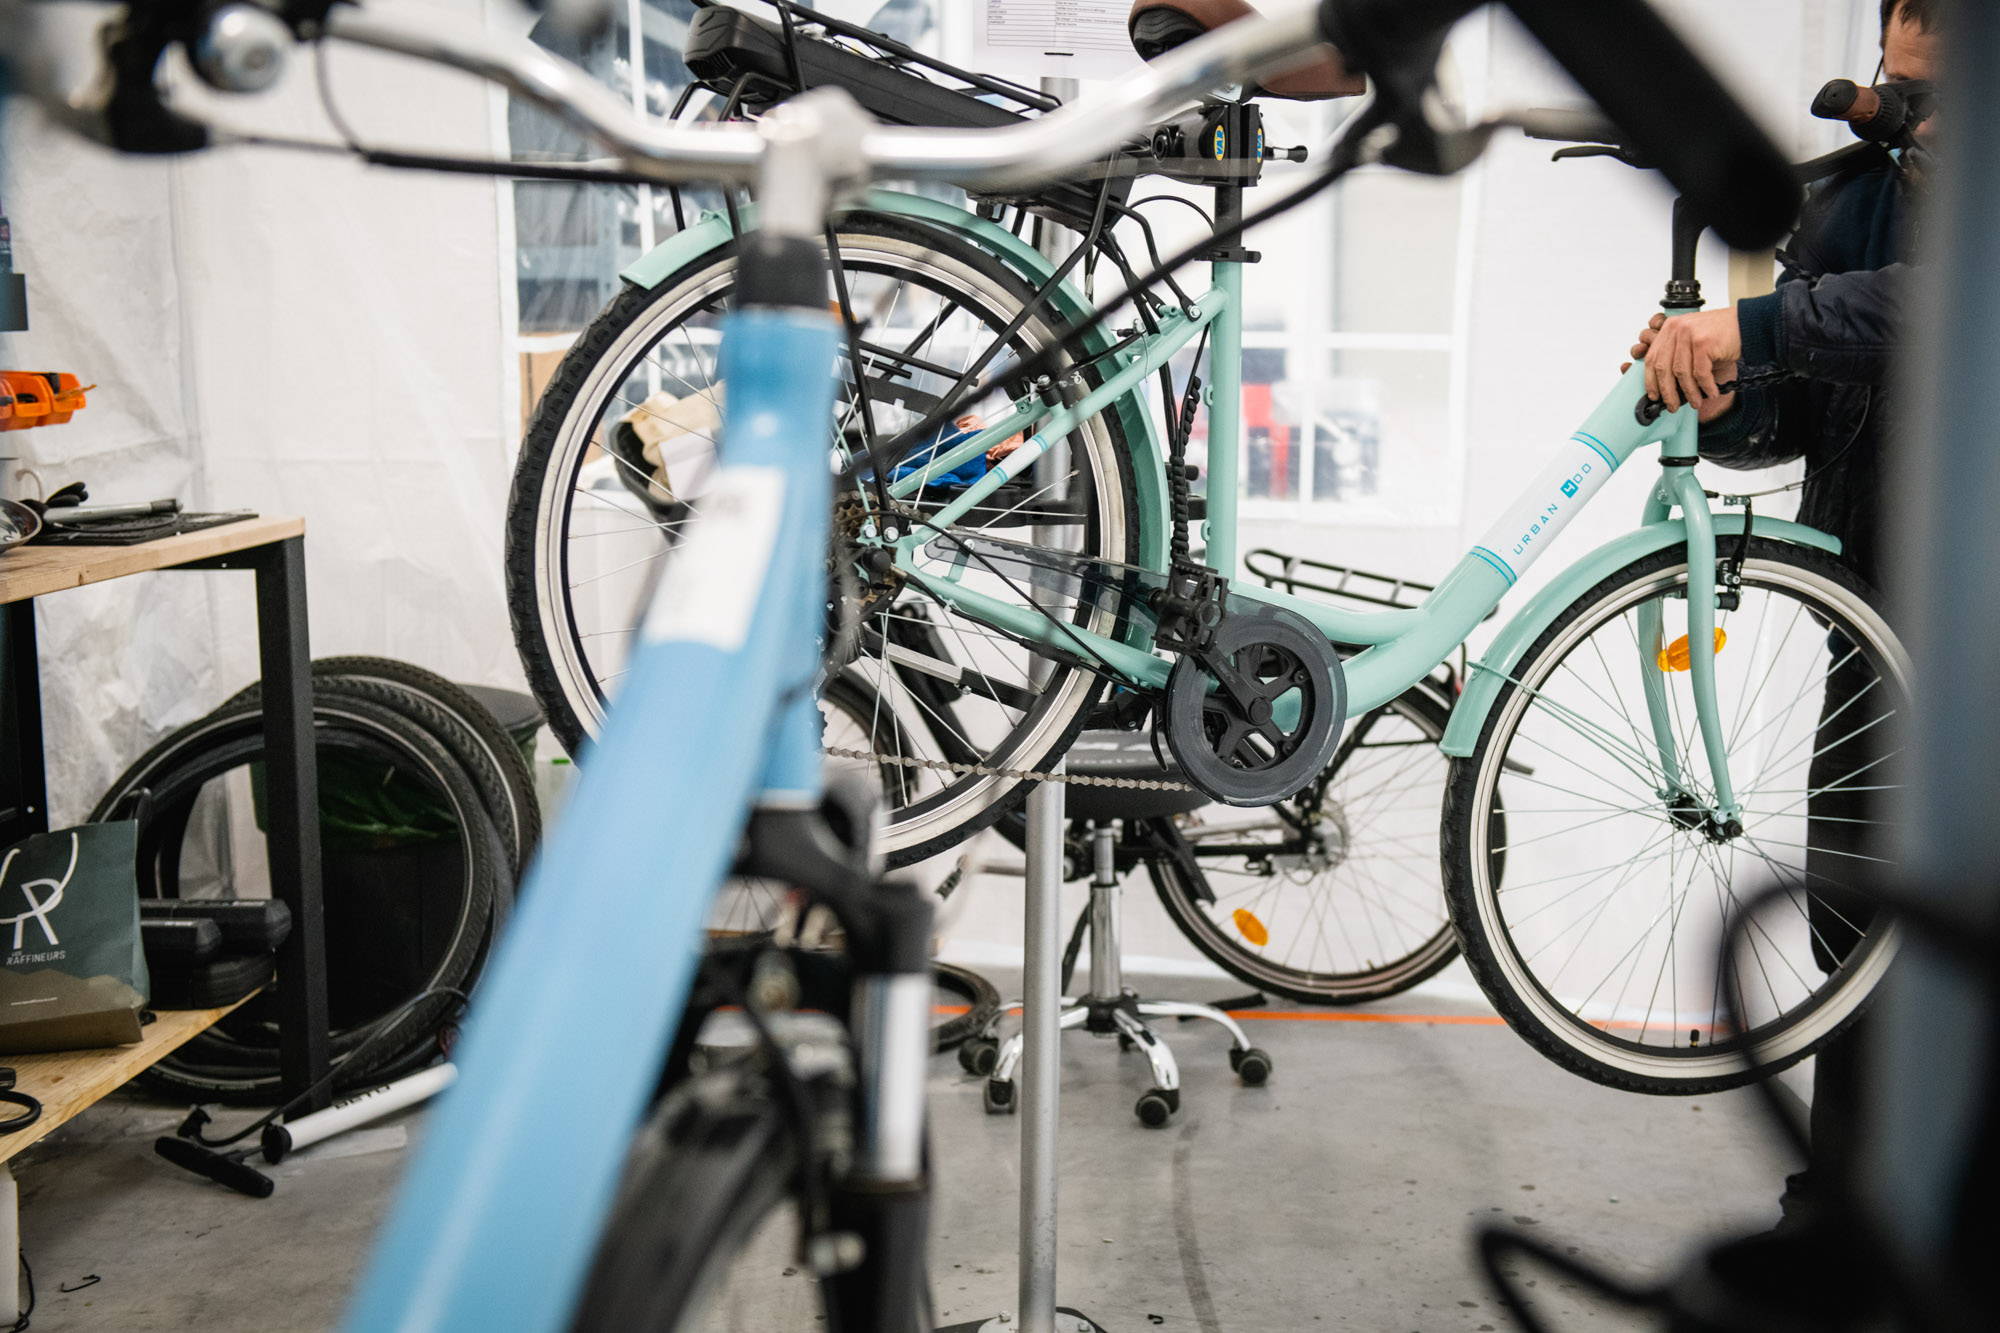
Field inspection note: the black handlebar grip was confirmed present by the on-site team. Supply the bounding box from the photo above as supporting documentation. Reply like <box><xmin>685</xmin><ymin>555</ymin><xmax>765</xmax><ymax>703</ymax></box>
<box><xmin>1499</xmin><ymin>0</ymin><xmax>1800</xmax><ymax>249</ymax></box>
<box><xmin>1813</xmin><ymin>78</ymin><xmax>1865</xmax><ymax>121</ymax></box>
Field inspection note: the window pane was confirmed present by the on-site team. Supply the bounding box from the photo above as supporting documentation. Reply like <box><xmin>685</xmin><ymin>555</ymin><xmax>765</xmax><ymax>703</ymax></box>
<box><xmin>1316</xmin><ymin>347</ymin><xmax>1454</xmax><ymax>514</ymax></box>
<box><xmin>1328</xmin><ymin>172</ymin><xmax>1463</xmax><ymax>334</ymax></box>
<box><xmin>1243</xmin><ymin>346</ymin><xmax>1300</xmax><ymax>500</ymax></box>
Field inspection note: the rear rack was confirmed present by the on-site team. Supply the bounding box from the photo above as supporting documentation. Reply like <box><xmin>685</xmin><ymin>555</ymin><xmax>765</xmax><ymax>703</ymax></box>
<box><xmin>1246</xmin><ymin>548</ymin><xmax>1493</xmax><ymax>621</ymax></box>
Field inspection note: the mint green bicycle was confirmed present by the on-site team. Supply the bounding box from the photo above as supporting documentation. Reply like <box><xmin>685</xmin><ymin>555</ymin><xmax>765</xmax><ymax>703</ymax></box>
<box><xmin>506</xmin><ymin>1</ymin><xmax>1904</xmax><ymax>1093</ymax></box>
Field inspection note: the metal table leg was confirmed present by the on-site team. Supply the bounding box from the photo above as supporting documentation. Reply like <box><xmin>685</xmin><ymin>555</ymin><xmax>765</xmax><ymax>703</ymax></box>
<box><xmin>0</xmin><ymin>602</ymin><xmax>49</xmax><ymax>849</ymax></box>
<box><xmin>252</xmin><ymin>537</ymin><xmax>331</xmax><ymax>1111</ymax></box>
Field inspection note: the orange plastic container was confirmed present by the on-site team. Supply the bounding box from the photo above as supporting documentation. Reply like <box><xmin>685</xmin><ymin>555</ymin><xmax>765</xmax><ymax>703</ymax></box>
<box><xmin>0</xmin><ymin>371</ymin><xmax>90</xmax><ymax>431</ymax></box>
<box><xmin>40</xmin><ymin>373</ymin><xmax>90</xmax><ymax>426</ymax></box>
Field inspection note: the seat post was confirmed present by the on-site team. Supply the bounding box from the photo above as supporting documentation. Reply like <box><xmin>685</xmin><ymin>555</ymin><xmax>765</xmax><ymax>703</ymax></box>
<box><xmin>1087</xmin><ymin>823</ymin><xmax>1124</xmax><ymax>1002</ymax></box>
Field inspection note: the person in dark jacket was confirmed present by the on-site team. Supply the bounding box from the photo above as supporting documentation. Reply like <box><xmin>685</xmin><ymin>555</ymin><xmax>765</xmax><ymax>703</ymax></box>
<box><xmin>1633</xmin><ymin>4</ymin><xmax>1932</xmax><ymax>587</ymax></box>
<box><xmin>1627</xmin><ymin>0</ymin><xmax>1937</xmax><ymax>1225</ymax></box>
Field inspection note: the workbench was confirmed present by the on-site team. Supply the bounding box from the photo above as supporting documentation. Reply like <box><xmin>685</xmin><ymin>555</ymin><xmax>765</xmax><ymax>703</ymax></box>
<box><xmin>0</xmin><ymin>517</ymin><xmax>334</xmax><ymax>1322</ymax></box>
<box><xmin>0</xmin><ymin>516</ymin><xmax>330</xmax><ymax>1103</ymax></box>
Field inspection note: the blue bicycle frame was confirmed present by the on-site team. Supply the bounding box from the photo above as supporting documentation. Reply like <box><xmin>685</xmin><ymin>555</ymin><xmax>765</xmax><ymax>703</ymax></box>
<box><xmin>345</xmin><ymin>304</ymin><xmax>842</xmax><ymax>1331</ymax></box>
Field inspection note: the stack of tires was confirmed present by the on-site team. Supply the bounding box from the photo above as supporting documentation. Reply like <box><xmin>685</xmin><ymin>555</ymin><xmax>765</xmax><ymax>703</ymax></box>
<box><xmin>93</xmin><ymin>657</ymin><xmax>541</xmax><ymax>1104</ymax></box>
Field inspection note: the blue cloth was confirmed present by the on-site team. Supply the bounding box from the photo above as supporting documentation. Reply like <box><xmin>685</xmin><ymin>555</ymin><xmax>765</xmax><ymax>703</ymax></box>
<box><xmin>890</xmin><ymin>426</ymin><xmax>991</xmax><ymax>489</ymax></box>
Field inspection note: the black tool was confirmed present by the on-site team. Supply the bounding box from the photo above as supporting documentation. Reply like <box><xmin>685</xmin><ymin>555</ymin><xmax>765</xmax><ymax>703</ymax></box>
<box><xmin>0</xmin><ymin>1067</ymin><xmax>44</xmax><ymax>1135</ymax></box>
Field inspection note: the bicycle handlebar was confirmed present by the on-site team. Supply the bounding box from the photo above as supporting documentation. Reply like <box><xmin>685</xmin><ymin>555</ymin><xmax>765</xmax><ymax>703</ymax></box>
<box><xmin>325</xmin><ymin>0</ymin><xmax>1322</xmax><ymax>190</ymax></box>
<box><xmin>1811</xmin><ymin>77</ymin><xmax>1936</xmax><ymax>147</ymax></box>
<box><xmin>36</xmin><ymin>0</ymin><xmax>1799</xmax><ymax>247</ymax></box>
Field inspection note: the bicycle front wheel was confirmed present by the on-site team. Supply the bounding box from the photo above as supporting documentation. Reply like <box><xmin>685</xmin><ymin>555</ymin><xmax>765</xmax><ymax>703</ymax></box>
<box><xmin>1443</xmin><ymin>541</ymin><xmax>1907</xmax><ymax>1093</ymax></box>
<box><xmin>572</xmin><ymin>1060</ymin><xmax>827</xmax><ymax>1331</ymax></box>
<box><xmin>1148</xmin><ymin>684</ymin><xmax>1462</xmax><ymax>1004</ymax></box>
<box><xmin>508</xmin><ymin>214</ymin><xmax>1139</xmax><ymax>867</ymax></box>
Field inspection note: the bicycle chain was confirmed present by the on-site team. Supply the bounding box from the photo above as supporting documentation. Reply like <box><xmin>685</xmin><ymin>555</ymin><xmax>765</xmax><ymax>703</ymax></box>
<box><xmin>824</xmin><ymin>744</ymin><xmax>1193</xmax><ymax>791</ymax></box>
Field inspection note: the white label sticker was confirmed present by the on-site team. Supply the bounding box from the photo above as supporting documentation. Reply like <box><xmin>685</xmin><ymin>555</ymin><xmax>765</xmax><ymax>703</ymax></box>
<box><xmin>1471</xmin><ymin>433</ymin><xmax>1624</xmax><ymax>585</ymax></box>
<box><xmin>641</xmin><ymin>466</ymin><xmax>787</xmax><ymax>651</ymax></box>
<box><xmin>975</xmin><ymin>0</ymin><xmax>1142</xmax><ymax>82</ymax></box>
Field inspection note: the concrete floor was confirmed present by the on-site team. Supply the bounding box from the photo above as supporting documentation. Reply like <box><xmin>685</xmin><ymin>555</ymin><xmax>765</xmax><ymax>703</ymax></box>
<box><xmin>10</xmin><ymin>974</ymin><xmax>1797</xmax><ymax>1332</ymax></box>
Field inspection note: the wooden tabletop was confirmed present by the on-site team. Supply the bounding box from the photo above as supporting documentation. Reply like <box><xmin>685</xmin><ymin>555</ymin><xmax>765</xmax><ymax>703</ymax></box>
<box><xmin>0</xmin><ymin>998</ymin><xmax>253</xmax><ymax>1163</ymax></box>
<box><xmin>0</xmin><ymin>516</ymin><xmax>304</xmax><ymax>606</ymax></box>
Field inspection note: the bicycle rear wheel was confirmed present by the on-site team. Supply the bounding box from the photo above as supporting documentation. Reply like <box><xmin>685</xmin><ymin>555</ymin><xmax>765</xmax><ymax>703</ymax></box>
<box><xmin>1147</xmin><ymin>684</ymin><xmax>1463</xmax><ymax>1004</ymax></box>
<box><xmin>507</xmin><ymin>214</ymin><xmax>1139</xmax><ymax>868</ymax></box>
<box><xmin>1443</xmin><ymin>541</ymin><xmax>1907</xmax><ymax>1093</ymax></box>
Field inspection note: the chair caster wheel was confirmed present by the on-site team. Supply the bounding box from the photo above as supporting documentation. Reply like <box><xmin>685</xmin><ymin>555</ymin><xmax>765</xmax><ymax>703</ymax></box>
<box><xmin>1134</xmin><ymin>1088</ymin><xmax>1178</xmax><ymax>1127</ymax></box>
<box><xmin>1117</xmin><ymin>1034</ymin><xmax>1135</xmax><ymax>1051</ymax></box>
<box><xmin>984</xmin><ymin>1078</ymin><xmax>1017</xmax><ymax>1115</ymax></box>
<box><xmin>1230</xmin><ymin>1046</ymin><xmax>1272</xmax><ymax>1086</ymax></box>
<box><xmin>959</xmin><ymin>1037</ymin><xmax>1000</xmax><ymax>1076</ymax></box>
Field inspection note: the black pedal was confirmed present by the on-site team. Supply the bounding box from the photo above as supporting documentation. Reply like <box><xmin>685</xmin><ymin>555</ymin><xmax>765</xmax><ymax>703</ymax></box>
<box><xmin>1152</xmin><ymin>564</ymin><xmax>1230</xmax><ymax>655</ymax></box>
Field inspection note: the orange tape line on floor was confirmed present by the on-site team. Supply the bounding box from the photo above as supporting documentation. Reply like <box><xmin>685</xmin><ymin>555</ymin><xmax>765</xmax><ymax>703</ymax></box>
<box><xmin>934</xmin><ymin>1003</ymin><xmax>1501</xmax><ymax>1026</ymax></box>
<box><xmin>1223</xmin><ymin>1009</ymin><xmax>1506</xmax><ymax>1025</ymax></box>
<box><xmin>937</xmin><ymin>1005</ymin><xmax>1698</xmax><ymax>1033</ymax></box>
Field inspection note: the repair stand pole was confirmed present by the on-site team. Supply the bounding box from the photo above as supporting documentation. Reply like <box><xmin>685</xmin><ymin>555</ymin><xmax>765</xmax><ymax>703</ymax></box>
<box><xmin>1018</xmin><ymin>770</ymin><xmax>1064</xmax><ymax>1333</ymax></box>
<box><xmin>1018</xmin><ymin>72</ymin><xmax>1095</xmax><ymax>1333</ymax></box>
<box><xmin>951</xmin><ymin>75</ymin><xmax>1098</xmax><ymax>1333</ymax></box>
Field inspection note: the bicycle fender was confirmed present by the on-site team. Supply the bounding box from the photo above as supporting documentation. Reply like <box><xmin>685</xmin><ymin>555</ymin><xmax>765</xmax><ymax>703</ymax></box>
<box><xmin>1438</xmin><ymin>515</ymin><xmax>1843</xmax><ymax>759</ymax></box>
<box><xmin>620</xmin><ymin>192</ymin><xmax>1171</xmax><ymax>578</ymax></box>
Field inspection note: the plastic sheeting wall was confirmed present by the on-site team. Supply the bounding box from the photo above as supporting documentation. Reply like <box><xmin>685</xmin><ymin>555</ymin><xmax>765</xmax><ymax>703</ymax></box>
<box><xmin>1</xmin><ymin>0</ymin><xmax>514</xmax><ymax>824</ymax></box>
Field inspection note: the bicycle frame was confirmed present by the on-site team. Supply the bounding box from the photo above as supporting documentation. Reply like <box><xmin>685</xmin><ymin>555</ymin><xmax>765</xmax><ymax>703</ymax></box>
<box><xmin>626</xmin><ymin>184</ymin><xmax>1845</xmax><ymax>826</ymax></box>
<box><xmin>345</xmin><ymin>297</ymin><xmax>925</xmax><ymax>1328</ymax></box>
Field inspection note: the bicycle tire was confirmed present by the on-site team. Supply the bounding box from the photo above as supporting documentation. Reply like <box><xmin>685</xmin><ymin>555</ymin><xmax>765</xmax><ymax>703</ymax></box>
<box><xmin>225</xmin><ymin>656</ymin><xmax>541</xmax><ymax>879</ymax></box>
<box><xmin>1146</xmin><ymin>684</ymin><xmax>1463</xmax><ymax>1005</ymax></box>
<box><xmin>506</xmin><ymin>212</ymin><xmax>1141</xmax><ymax>868</ymax></box>
<box><xmin>931</xmin><ymin>960</ymin><xmax>1001</xmax><ymax>1052</ymax></box>
<box><xmin>1442</xmin><ymin>540</ymin><xmax>1908</xmax><ymax>1094</ymax></box>
<box><xmin>89</xmin><ymin>689</ymin><xmax>500</xmax><ymax>1102</ymax></box>
<box><xmin>569</xmin><ymin>1056</ymin><xmax>930</xmax><ymax>1332</ymax></box>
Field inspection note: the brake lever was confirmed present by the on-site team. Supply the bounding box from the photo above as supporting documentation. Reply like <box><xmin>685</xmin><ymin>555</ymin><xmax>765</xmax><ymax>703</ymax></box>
<box><xmin>1551</xmin><ymin>143</ymin><xmax>1652</xmax><ymax>169</ymax></box>
<box><xmin>99</xmin><ymin>13</ymin><xmax>211</xmax><ymax>154</ymax></box>
<box><xmin>48</xmin><ymin>1</ymin><xmax>323</xmax><ymax>156</ymax></box>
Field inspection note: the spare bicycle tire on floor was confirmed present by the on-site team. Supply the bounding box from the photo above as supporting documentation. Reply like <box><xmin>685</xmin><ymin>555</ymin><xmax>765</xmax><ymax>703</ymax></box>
<box><xmin>932</xmin><ymin>960</ymin><xmax>1001</xmax><ymax>1053</ymax></box>
<box><xmin>91</xmin><ymin>661</ymin><xmax>541</xmax><ymax>1104</ymax></box>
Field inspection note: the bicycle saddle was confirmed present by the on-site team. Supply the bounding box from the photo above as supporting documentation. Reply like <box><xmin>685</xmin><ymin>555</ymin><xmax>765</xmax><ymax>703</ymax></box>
<box><xmin>1128</xmin><ymin>0</ymin><xmax>1365</xmax><ymax>101</ymax></box>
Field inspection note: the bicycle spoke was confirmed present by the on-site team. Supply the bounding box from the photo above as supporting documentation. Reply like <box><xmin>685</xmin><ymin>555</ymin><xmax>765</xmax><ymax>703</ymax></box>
<box><xmin>1456</xmin><ymin>553</ymin><xmax>1907</xmax><ymax>1083</ymax></box>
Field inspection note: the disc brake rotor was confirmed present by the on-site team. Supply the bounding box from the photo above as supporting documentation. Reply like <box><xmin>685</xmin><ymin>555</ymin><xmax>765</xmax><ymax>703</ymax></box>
<box><xmin>1160</xmin><ymin>608</ymin><xmax>1346</xmax><ymax>807</ymax></box>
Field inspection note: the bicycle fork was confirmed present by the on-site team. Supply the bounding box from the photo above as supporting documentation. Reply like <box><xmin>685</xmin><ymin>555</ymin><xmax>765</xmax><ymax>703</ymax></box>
<box><xmin>1639</xmin><ymin>417</ymin><xmax>1743</xmax><ymax>831</ymax></box>
<box><xmin>736</xmin><ymin>801</ymin><xmax>935</xmax><ymax>1333</ymax></box>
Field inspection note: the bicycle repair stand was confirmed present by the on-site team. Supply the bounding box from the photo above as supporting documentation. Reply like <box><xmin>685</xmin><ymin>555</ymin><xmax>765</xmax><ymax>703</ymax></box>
<box><xmin>967</xmin><ymin>76</ymin><xmax>1105</xmax><ymax>1328</ymax></box>
<box><xmin>947</xmin><ymin>771</ymin><xmax>1104</xmax><ymax>1333</ymax></box>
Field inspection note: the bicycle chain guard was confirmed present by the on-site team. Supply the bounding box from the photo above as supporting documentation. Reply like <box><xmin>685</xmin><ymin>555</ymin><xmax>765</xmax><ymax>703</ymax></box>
<box><xmin>1159</xmin><ymin>605</ymin><xmax>1346</xmax><ymax>807</ymax></box>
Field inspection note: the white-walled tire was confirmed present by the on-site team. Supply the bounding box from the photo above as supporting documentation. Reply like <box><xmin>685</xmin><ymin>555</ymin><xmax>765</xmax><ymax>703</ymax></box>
<box><xmin>506</xmin><ymin>215</ymin><xmax>1138</xmax><ymax>867</ymax></box>
<box><xmin>1442</xmin><ymin>541</ymin><xmax>1907</xmax><ymax>1094</ymax></box>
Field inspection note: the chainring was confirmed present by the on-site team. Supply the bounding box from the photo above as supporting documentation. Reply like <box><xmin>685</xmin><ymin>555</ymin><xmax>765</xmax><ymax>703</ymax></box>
<box><xmin>1159</xmin><ymin>607</ymin><xmax>1346</xmax><ymax>807</ymax></box>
